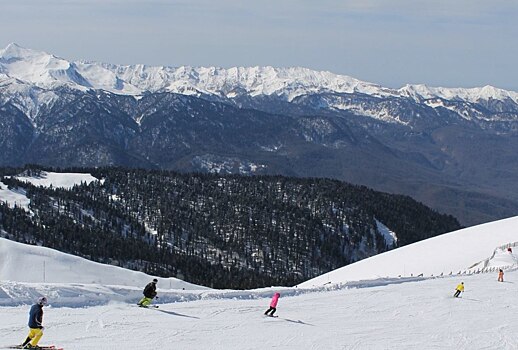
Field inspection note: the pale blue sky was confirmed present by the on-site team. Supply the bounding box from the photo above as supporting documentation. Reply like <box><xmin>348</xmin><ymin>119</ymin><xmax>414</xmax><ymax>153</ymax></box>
<box><xmin>1</xmin><ymin>0</ymin><xmax>517</xmax><ymax>90</ymax></box>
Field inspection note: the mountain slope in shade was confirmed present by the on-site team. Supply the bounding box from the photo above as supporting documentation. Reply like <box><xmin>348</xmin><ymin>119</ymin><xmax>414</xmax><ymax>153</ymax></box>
<box><xmin>300</xmin><ymin>215</ymin><xmax>518</xmax><ymax>287</ymax></box>
<box><xmin>3</xmin><ymin>43</ymin><xmax>518</xmax><ymax>226</ymax></box>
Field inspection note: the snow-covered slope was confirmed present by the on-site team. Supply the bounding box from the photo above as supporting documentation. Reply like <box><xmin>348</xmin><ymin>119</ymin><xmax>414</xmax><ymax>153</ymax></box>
<box><xmin>0</xmin><ymin>182</ymin><xmax>30</xmax><ymax>210</ymax></box>
<box><xmin>0</xmin><ymin>171</ymin><xmax>100</xmax><ymax>210</ymax></box>
<box><xmin>2</xmin><ymin>43</ymin><xmax>518</xmax><ymax>105</ymax></box>
<box><xmin>1</xmin><ymin>261</ymin><xmax>518</xmax><ymax>349</ymax></box>
<box><xmin>2</xmin><ymin>215</ymin><xmax>518</xmax><ymax>348</ymax></box>
<box><xmin>12</xmin><ymin>171</ymin><xmax>99</xmax><ymax>190</ymax></box>
<box><xmin>300</xmin><ymin>216</ymin><xmax>518</xmax><ymax>287</ymax></box>
<box><xmin>0</xmin><ymin>238</ymin><xmax>205</xmax><ymax>291</ymax></box>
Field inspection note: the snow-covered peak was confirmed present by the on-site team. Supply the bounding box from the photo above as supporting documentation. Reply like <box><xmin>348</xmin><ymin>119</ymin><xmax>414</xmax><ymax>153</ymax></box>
<box><xmin>92</xmin><ymin>63</ymin><xmax>391</xmax><ymax>101</ymax></box>
<box><xmin>0</xmin><ymin>42</ymin><xmax>38</xmax><ymax>60</ymax></box>
<box><xmin>399</xmin><ymin>83</ymin><xmax>518</xmax><ymax>104</ymax></box>
<box><xmin>0</xmin><ymin>43</ymin><xmax>89</xmax><ymax>90</ymax></box>
<box><xmin>0</xmin><ymin>44</ymin><xmax>140</xmax><ymax>94</ymax></box>
<box><xmin>2</xmin><ymin>44</ymin><xmax>518</xmax><ymax>105</ymax></box>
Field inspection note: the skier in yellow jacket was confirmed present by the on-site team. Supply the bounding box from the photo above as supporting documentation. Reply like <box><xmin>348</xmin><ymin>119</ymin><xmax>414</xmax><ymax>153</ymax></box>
<box><xmin>453</xmin><ymin>282</ymin><xmax>464</xmax><ymax>298</ymax></box>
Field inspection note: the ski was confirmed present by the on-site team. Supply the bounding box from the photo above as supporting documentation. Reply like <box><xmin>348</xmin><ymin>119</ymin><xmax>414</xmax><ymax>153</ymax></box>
<box><xmin>6</xmin><ymin>345</ymin><xmax>63</xmax><ymax>350</ymax></box>
<box><xmin>264</xmin><ymin>315</ymin><xmax>278</xmax><ymax>318</ymax></box>
<box><xmin>138</xmin><ymin>304</ymin><xmax>159</xmax><ymax>309</ymax></box>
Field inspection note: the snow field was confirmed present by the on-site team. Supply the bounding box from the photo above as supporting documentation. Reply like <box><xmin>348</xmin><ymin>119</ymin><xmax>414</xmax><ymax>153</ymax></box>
<box><xmin>1</xmin><ymin>270</ymin><xmax>518</xmax><ymax>350</ymax></box>
<box><xmin>12</xmin><ymin>172</ymin><xmax>99</xmax><ymax>190</ymax></box>
<box><xmin>0</xmin><ymin>182</ymin><xmax>30</xmax><ymax>210</ymax></box>
<box><xmin>0</xmin><ymin>171</ymin><xmax>99</xmax><ymax>211</ymax></box>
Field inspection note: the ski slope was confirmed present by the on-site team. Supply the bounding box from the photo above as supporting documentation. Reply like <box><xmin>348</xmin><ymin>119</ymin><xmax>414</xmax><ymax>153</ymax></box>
<box><xmin>300</xmin><ymin>216</ymin><xmax>518</xmax><ymax>287</ymax></box>
<box><xmin>0</xmin><ymin>238</ymin><xmax>205</xmax><ymax>296</ymax></box>
<box><xmin>1</xmin><ymin>216</ymin><xmax>518</xmax><ymax>349</ymax></box>
<box><xmin>1</xmin><ymin>271</ymin><xmax>517</xmax><ymax>350</ymax></box>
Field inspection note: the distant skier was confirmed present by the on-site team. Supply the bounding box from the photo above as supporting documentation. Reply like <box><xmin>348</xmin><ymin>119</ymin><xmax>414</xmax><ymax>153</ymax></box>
<box><xmin>137</xmin><ymin>278</ymin><xmax>158</xmax><ymax>307</ymax></box>
<box><xmin>498</xmin><ymin>269</ymin><xmax>504</xmax><ymax>282</ymax></box>
<box><xmin>264</xmin><ymin>292</ymin><xmax>280</xmax><ymax>317</ymax></box>
<box><xmin>21</xmin><ymin>296</ymin><xmax>47</xmax><ymax>349</ymax></box>
<box><xmin>453</xmin><ymin>282</ymin><xmax>464</xmax><ymax>298</ymax></box>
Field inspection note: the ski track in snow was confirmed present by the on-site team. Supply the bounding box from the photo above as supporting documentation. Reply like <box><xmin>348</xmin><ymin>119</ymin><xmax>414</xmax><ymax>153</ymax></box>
<box><xmin>1</xmin><ymin>271</ymin><xmax>518</xmax><ymax>350</ymax></box>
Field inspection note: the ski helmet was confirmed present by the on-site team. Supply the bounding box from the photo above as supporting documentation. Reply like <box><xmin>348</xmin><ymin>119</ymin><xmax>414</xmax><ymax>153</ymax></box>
<box><xmin>37</xmin><ymin>296</ymin><xmax>48</xmax><ymax>306</ymax></box>
<box><xmin>152</xmin><ymin>278</ymin><xmax>158</xmax><ymax>283</ymax></box>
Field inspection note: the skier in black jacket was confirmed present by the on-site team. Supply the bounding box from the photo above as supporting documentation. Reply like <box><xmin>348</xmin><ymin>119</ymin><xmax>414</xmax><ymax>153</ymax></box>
<box><xmin>21</xmin><ymin>296</ymin><xmax>47</xmax><ymax>348</ymax></box>
<box><xmin>137</xmin><ymin>279</ymin><xmax>158</xmax><ymax>307</ymax></box>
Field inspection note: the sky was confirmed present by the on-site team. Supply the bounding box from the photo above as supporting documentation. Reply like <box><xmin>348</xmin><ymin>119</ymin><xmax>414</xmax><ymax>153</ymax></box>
<box><xmin>1</xmin><ymin>0</ymin><xmax>517</xmax><ymax>91</ymax></box>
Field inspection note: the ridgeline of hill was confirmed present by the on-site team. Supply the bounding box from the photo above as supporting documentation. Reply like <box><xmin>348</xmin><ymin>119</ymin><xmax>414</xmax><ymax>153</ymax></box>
<box><xmin>0</xmin><ymin>167</ymin><xmax>460</xmax><ymax>288</ymax></box>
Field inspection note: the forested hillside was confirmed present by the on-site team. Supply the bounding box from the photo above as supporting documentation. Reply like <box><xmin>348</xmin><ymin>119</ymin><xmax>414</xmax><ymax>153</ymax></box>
<box><xmin>0</xmin><ymin>167</ymin><xmax>460</xmax><ymax>288</ymax></box>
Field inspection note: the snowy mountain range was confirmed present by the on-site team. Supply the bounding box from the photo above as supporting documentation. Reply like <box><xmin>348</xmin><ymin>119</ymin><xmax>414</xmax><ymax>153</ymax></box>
<box><xmin>1</xmin><ymin>215</ymin><xmax>518</xmax><ymax>349</ymax></box>
<box><xmin>2</xmin><ymin>43</ymin><xmax>518</xmax><ymax>115</ymax></box>
<box><xmin>2</xmin><ymin>43</ymin><xmax>518</xmax><ymax>226</ymax></box>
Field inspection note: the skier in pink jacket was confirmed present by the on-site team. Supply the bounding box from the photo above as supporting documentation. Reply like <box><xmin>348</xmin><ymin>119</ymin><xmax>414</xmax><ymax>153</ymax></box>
<box><xmin>264</xmin><ymin>292</ymin><xmax>280</xmax><ymax>316</ymax></box>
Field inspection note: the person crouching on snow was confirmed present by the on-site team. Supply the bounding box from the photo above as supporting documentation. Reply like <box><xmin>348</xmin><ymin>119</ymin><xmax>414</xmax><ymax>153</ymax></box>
<box><xmin>137</xmin><ymin>278</ymin><xmax>158</xmax><ymax>307</ymax></box>
<box><xmin>21</xmin><ymin>296</ymin><xmax>47</xmax><ymax>348</ymax></box>
<box><xmin>264</xmin><ymin>292</ymin><xmax>280</xmax><ymax>316</ymax></box>
<box><xmin>453</xmin><ymin>282</ymin><xmax>464</xmax><ymax>298</ymax></box>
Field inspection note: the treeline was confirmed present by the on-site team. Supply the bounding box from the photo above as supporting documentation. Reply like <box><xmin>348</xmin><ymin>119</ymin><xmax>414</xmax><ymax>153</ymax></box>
<box><xmin>0</xmin><ymin>166</ymin><xmax>461</xmax><ymax>288</ymax></box>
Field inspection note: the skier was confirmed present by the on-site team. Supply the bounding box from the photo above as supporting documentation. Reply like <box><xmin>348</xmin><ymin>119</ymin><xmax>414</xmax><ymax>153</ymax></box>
<box><xmin>21</xmin><ymin>296</ymin><xmax>47</xmax><ymax>349</ymax></box>
<box><xmin>137</xmin><ymin>278</ymin><xmax>158</xmax><ymax>307</ymax></box>
<box><xmin>498</xmin><ymin>269</ymin><xmax>504</xmax><ymax>282</ymax></box>
<box><xmin>453</xmin><ymin>282</ymin><xmax>464</xmax><ymax>298</ymax></box>
<box><xmin>264</xmin><ymin>292</ymin><xmax>280</xmax><ymax>317</ymax></box>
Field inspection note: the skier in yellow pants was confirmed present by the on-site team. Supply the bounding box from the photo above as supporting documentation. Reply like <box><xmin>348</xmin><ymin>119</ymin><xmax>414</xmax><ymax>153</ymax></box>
<box><xmin>137</xmin><ymin>279</ymin><xmax>158</xmax><ymax>307</ymax></box>
<box><xmin>21</xmin><ymin>296</ymin><xmax>47</xmax><ymax>348</ymax></box>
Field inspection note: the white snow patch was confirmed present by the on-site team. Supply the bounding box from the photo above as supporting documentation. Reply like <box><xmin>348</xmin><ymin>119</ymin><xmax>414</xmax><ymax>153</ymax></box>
<box><xmin>0</xmin><ymin>182</ymin><xmax>30</xmax><ymax>210</ymax></box>
<box><xmin>375</xmin><ymin>219</ymin><xmax>397</xmax><ymax>245</ymax></box>
<box><xmin>13</xmin><ymin>171</ymin><xmax>99</xmax><ymax>189</ymax></box>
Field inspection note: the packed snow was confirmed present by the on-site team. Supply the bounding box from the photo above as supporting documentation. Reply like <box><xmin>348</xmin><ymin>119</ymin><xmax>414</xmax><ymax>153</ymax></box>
<box><xmin>2</xmin><ymin>214</ymin><xmax>518</xmax><ymax>348</ymax></box>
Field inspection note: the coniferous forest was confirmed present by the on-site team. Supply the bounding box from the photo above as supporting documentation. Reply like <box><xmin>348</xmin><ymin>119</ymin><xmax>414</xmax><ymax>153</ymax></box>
<box><xmin>0</xmin><ymin>166</ymin><xmax>461</xmax><ymax>289</ymax></box>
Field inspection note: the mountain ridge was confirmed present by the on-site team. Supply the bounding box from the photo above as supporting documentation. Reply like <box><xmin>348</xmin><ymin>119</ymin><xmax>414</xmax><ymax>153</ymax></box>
<box><xmin>2</xmin><ymin>43</ymin><xmax>518</xmax><ymax>106</ymax></box>
<box><xmin>2</xmin><ymin>43</ymin><xmax>518</xmax><ymax>226</ymax></box>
